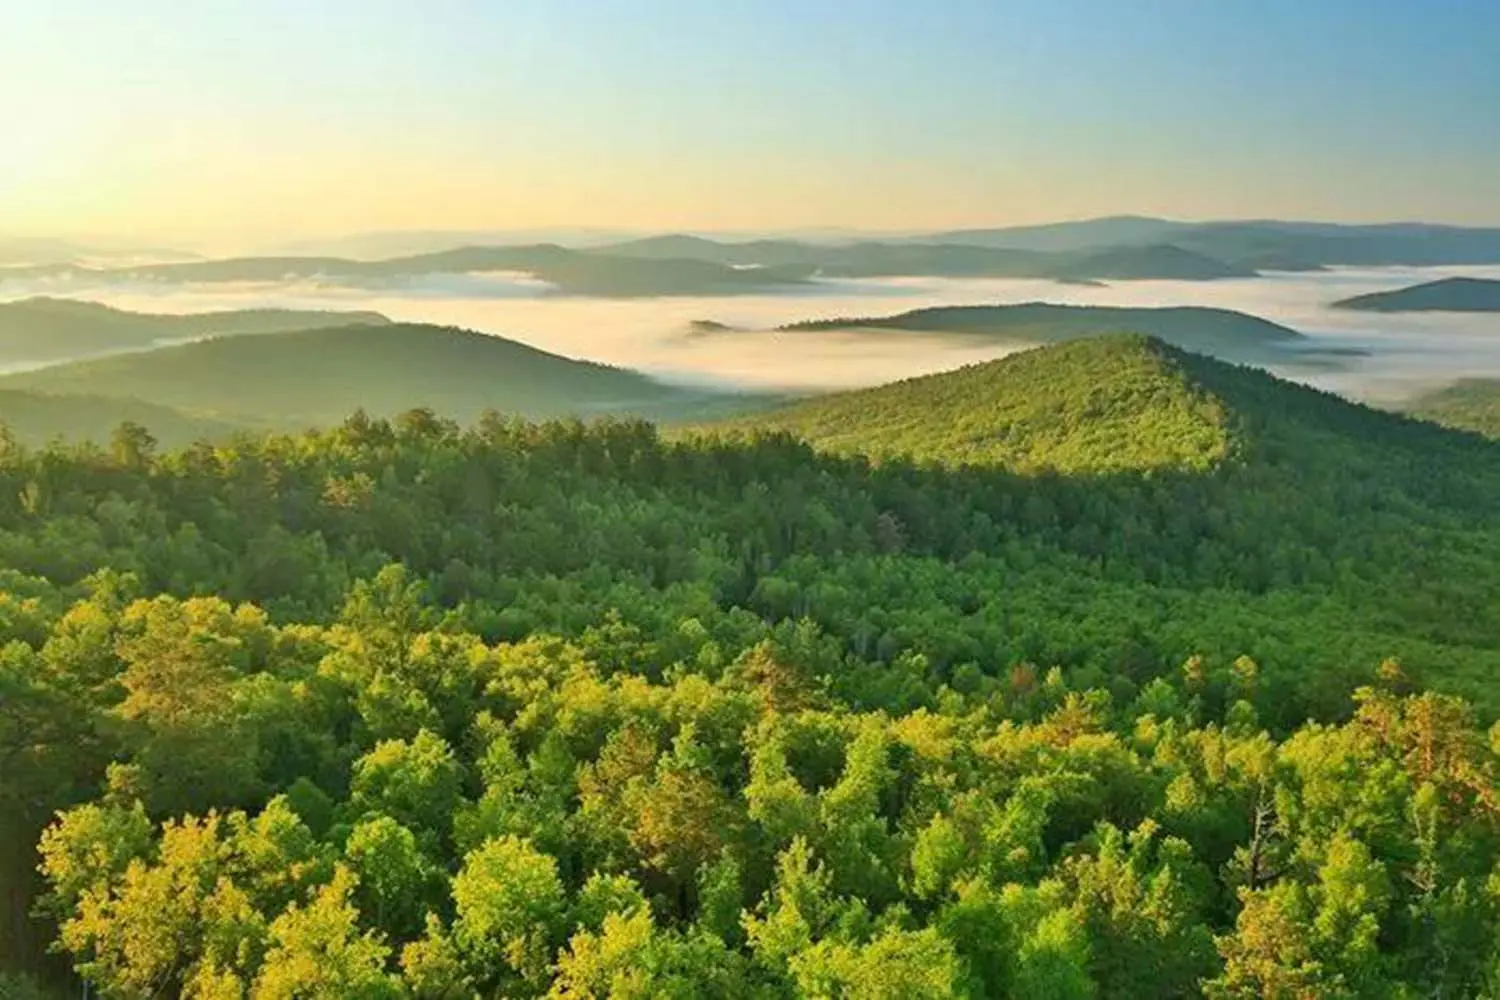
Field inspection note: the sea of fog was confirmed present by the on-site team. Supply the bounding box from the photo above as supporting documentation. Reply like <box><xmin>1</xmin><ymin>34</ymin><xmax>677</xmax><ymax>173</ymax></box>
<box><xmin>3</xmin><ymin>265</ymin><xmax>1500</xmax><ymax>403</ymax></box>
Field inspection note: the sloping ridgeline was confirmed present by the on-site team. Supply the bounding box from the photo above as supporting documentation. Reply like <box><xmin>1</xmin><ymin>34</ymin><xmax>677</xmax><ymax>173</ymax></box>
<box><xmin>710</xmin><ymin>334</ymin><xmax>1500</xmax><ymax>705</ymax></box>
<box><xmin>7</xmin><ymin>335</ymin><xmax>1500</xmax><ymax>997</ymax></box>
<box><xmin>56</xmin><ymin>245</ymin><xmax>816</xmax><ymax>297</ymax></box>
<box><xmin>0</xmin><ymin>296</ymin><xmax>391</xmax><ymax>366</ymax></box>
<box><xmin>0</xmin><ymin>322</ymin><xmax>770</xmax><ymax>429</ymax></box>
<box><xmin>1333</xmin><ymin>276</ymin><xmax>1500</xmax><ymax>312</ymax></box>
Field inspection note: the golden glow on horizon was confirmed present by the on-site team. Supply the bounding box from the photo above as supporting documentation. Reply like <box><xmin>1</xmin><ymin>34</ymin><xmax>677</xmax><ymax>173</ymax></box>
<box><xmin>3</xmin><ymin>120</ymin><xmax>1496</xmax><ymax>249</ymax></box>
<box><xmin>0</xmin><ymin>136</ymin><xmax>1104</xmax><ymax>245</ymax></box>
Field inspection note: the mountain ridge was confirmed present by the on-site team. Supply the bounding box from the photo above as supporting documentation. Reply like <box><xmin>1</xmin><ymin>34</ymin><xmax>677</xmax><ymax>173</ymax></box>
<box><xmin>0</xmin><ymin>296</ymin><xmax>392</xmax><ymax>367</ymax></box>
<box><xmin>764</xmin><ymin>302</ymin><xmax>1322</xmax><ymax>367</ymax></box>
<box><xmin>708</xmin><ymin>335</ymin><xmax>1235</xmax><ymax>473</ymax></box>
<box><xmin>1333</xmin><ymin>276</ymin><xmax>1500</xmax><ymax>312</ymax></box>
<box><xmin>0</xmin><ymin>322</ymin><xmax>771</xmax><ymax>428</ymax></box>
<box><xmin>709</xmin><ymin>333</ymin><xmax>1485</xmax><ymax>480</ymax></box>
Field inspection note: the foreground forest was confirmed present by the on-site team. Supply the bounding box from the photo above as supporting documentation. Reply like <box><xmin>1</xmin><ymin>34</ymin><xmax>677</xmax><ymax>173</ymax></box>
<box><xmin>6</xmin><ymin>337</ymin><xmax>1500</xmax><ymax>997</ymax></box>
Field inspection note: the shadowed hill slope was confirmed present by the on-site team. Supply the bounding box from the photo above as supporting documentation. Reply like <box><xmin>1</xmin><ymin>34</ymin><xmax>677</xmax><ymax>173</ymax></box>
<box><xmin>0</xmin><ymin>323</ymin><xmax>766</xmax><ymax>428</ymax></box>
<box><xmin>710</xmin><ymin>335</ymin><xmax>1500</xmax><ymax>669</ymax></box>
<box><xmin>1334</xmin><ymin>277</ymin><xmax>1500</xmax><ymax>312</ymax></box>
<box><xmin>0</xmin><ymin>297</ymin><xmax>391</xmax><ymax>367</ymax></box>
<box><xmin>0</xmin><ymin>389</ymin><xmax>242</xmax><ymax>447</ymax></box>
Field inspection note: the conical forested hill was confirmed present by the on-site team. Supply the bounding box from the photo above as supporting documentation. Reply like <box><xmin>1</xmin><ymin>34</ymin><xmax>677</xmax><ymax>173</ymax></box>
<box><xmin>722</xmin><ymin>333</ymin><xmax>1481</xmax><ymax>478</ymax></box>
<box><xmin>711</xmin><ymin>335</ymin><xmax>1500</xmax><ymax>705</ymax></box>
<box><xmin>720</xmin><ymin>335</ymin><xmax>1235</xmax><ymax>472</ymax></box>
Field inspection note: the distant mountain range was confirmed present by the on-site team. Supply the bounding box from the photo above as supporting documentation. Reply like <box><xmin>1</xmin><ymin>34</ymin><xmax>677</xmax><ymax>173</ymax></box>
<box><xmin>0</xmin><ymin>247</ymin><xmax>817</xmax><ymax>298</ymax></box>
<box><xmin>1334</xmin><ymin>277</ymin><xmax>1500</xmax><ymax>312</ymax></box>
<box><xmin>605</xmin><ymin>218</ymin><xmax>1500</xmax><ymax>274</ymax></box>
<box><xmin>755</xmin><ymin>302</ymin><xmax>1336</xmax><ymax>368</ymax></box>
<box><xmin>8</xmin><ymin>217</ymin><xmax>1500</xmax><ymax>297</ymax></box>
<box><xmin>595</xmin><ymin>234</ymin><xmax>1256</xmax><ymax>282</ymax></box>
<box><xmin>916</xmin><ymin>216</ymin><xmax>1500</xmax><ymax>265</ymax></box>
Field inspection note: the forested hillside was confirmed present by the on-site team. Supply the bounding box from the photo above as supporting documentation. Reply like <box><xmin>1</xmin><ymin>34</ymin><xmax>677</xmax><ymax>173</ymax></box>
<box><xmin>7</xmin><ymin>338</ymin><xmax>1500</xmax><ymax>996</ymax></box>
<box><xmin>716</xmin><ymin>336</ymin><xmax>1235</xmax><ymax>472</ymax></box>
<box><xmin>597</xmin><ymin>235</ymin><xmax>1255</xmax><ymax>282</ymax></box>
<box><xmin>1408</xmin><ymin>378</ymin><xmax>1500</xmax><ymax>437</ymax></box>
<box><xmin>0</xmin><ymin>297</ymin><xmax>391</xmax><ymax>367</ymax></box>
<box><xmin>0</xmin><ymin>323</ymin><xmax>763</xmax><ymax>429</ymax></box>
<box><xmin>0</xmin><ymin>389</ymin><xmax>241</xmax><ymax>447</ymax></box>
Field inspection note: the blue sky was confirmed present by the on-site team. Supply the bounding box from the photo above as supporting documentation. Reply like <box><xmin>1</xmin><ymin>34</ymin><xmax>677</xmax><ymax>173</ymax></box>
<box><xmin>3</xmin><ymin>0</ymin><xmax>1497</xmax><ymax>241</ymax></box>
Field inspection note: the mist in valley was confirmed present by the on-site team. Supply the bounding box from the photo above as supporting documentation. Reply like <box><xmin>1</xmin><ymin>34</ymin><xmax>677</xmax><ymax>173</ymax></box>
<box><xmin>3</xmin><ymin>263</ymin><xmax>1499</xmax><ymax>405</ymax></box>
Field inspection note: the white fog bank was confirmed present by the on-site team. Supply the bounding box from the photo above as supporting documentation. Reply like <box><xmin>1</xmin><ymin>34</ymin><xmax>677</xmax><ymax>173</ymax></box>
<box><xmin>3</xmin><ymin>265</ymin><xmax>1499</xmax><ymax>403</ymax></box>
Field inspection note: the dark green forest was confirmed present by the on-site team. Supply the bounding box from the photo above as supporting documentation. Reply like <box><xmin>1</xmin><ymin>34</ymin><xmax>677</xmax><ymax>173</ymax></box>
<box><xmin>6</xmin><ymin>336</ymin><xmax>1500</xmax><ymax>997</ymax></box>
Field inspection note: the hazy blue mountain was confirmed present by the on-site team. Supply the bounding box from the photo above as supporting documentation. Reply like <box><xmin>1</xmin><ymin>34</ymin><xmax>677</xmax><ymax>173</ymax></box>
<box><xmin>921</xmin><ymin>218</ymin><xmax>1500</xmax><ymax>267</ymax></box>
<box><xmin>1046</xmin><ymin>243</ymin><xmax>1254</xmax><ymax>281</ymax></box>
<box><xmin>79</xmin><ymin>246</ymin><xmax>814</xmax><ymax>297</ymax></box>
<box><xmin>770</xmin><ymin>302</ymin><xmax>1316</xmax><ymax>365</ymax></box>
<box><xmin>1160</xmin><ymin>221</ymin><xmax>1500</xmax><ymax>268</ymax></box>
<box><xmin>0</xmin><ymin>237</ymin><xmax>198</xmax><ymax>267</ymax></box>
<box><xmin>598</xmin><ymin>234</ymin><xmax>748</xmax><ymax>261</ymax></box>
<box><xmin>920</xmin><ymin>215</ymin><xmax>1189</xmax><ymax>251</ymax></box>
<box><xmin>596</xmin><ymin>236</ymin><xmax>1048</xmax><ymax>275</ymax></box>
<box><xmin>267</xmin><ymin>227</ymin><xmax>645</xmax><ymax>257</ymax></box>
<box><xmin>595</xmin><ymin>234</ymin><xmax>1247</xmax><ymax>281</ymax></box>
<box><xmin>1333</xmin><ymin>277</ymin><xmax>1500</xmax><ymax>312</ymax></box>
<box><xmin>15</xmin><ymin>219</ymin><xmax>1500</xmax><ymax>297</ymax></box>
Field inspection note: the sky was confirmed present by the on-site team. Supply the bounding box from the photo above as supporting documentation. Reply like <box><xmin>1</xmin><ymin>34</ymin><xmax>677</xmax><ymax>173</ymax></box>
<box><xmin>3</xmin><ymin>0</ymin><xmax>1498</xmax><ymax>247</ymax></box>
